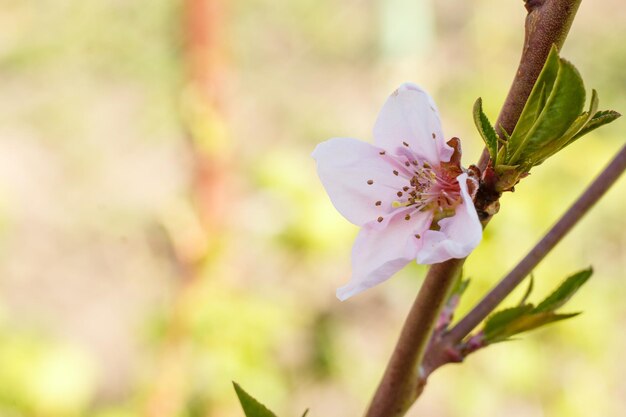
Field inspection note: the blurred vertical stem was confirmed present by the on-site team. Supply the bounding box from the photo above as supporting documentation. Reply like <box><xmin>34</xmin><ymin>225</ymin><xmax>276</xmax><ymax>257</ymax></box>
<box><xmin>144</xmin><ymin>1</ymin><xmax>229</xmax><ymax>416</ymax></box>
<box><xmin>364</xmin><ymin>1</ymin><xmax>582</xmax><ymax>416</ymax></box>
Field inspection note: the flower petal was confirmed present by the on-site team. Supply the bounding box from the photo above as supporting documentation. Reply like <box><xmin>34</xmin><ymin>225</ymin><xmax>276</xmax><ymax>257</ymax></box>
<box><xmin>373</xmin><ymin>83</ymin><xmax>453</xmax><ymax>163</ymax></box>
<box><xmin>312</xmin><ymin>137</ymin><xmax>408</xmax><ymax>226</ymax></box>
<box><xmin>337</xmin><ymin>210</ymin><xmax>433</xmax><ymax>300</ymax></box>
<box><xmin>416</xmin><ymin>173</ymin><xmax>482</xmax><ymax>264</ymax></box>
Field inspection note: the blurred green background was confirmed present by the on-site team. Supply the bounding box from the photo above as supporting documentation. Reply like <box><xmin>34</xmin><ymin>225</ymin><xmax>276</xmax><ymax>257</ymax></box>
<box><xmin>0</xmin><ymin>0</ymin><xmax>624</xmax><ymax>416</ymax></box>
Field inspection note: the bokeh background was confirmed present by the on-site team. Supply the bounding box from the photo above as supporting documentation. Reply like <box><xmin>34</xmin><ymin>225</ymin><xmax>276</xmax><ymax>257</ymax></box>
<box><xmin>0</xmin><ymin>0</ymin><xmax>625</xmax><ymax>416</ymax></box>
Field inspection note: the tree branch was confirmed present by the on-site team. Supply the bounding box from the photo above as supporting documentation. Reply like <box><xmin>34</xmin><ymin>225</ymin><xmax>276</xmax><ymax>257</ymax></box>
<box><xmin>364</xmin><ymin>259</ymin><xmax>463</xmax><ymax>417</ymax></box>
<box><xmin>364</xmin><ymin>1</ymin><xmax>584</xmax><ymax>415</ymax></box>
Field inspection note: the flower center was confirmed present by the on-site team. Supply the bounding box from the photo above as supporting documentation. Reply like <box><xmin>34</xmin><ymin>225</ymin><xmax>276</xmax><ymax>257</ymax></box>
<box><xmin>391</xmin><ymin>158</ymin><xmax>462</xmax><ymax>218</ymax></box>
<box><xmin>369</xmin><ymin>144</ymin><xmax>466</xmax><ymax>225</ymax></box>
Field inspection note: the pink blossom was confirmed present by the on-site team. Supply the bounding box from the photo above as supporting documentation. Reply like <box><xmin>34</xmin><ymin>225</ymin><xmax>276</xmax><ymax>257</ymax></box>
<box><xmin>312</xmin><ymin>83</ymin><xmax>482</xmax><ymax>300</ymax></box>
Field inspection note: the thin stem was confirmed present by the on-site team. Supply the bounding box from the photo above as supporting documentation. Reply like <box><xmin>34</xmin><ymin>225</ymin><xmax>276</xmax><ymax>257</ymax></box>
<box><xmin>445</xmin><ymin>143</ymin><xmax>626</xmax><ymax>343</ymax></box>
<box><xmin>364</xmin><ymin>259</ymin><xmax>463</xmax><ymax>417</ymax></box>
<box><xmin>478</xmin><ymin>0</ymin><xmax>582</xmax><ymax>171</ymax></box>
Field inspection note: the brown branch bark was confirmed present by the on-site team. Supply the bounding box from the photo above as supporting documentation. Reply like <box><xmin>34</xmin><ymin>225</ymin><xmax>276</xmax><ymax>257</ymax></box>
<box><xmin>364</xmin><ymin>1</ymin><xmax>583</xmax><ymax>415</ymax></box>
<box><xmin>364</xmin><ymin>259</ymin><xmax>463</xmax><ymax>417</ymax></box>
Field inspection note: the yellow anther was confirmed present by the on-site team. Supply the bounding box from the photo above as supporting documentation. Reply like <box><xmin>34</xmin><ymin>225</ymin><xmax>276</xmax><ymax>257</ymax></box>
<box><xmin>392</xmin><ymin>200</ymin><xmax>411</xmax><ymax>208</ymax></box>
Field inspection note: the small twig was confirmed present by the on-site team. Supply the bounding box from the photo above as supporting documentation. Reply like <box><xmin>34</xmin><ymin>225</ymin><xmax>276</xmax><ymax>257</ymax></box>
<box><xmin>451</xmin><ymin>143</ymin><xmax>626</xmax><ymax>342</ymax></box>
<box><xmin>364</xmin><ymin>259</ymin><xmax>463</xmax><ymax>417</ymax></box>
<box><xmin>424</xmin><ymin>143</ymin><xmax>626</xmax><ymax>372</ymax></box>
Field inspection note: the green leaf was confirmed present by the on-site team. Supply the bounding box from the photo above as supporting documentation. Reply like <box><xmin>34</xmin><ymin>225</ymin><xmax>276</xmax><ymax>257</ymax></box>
<box><xmin>556</xmin><ymin>87</ymin><xmax>598</xmax><ymax>144</ymax></box>
<box><xmin>450</xmin><ymin>277</ymin><xmax>470</xmax><ymax>300</ymax></box>
<box><xmin>571</xmin><ymin>109</ymin><xmax>621</xmax><ymax>141</ymax></box>
<box><xmin>498</xmin><ymin>125</ymin><xmax>512</xmax><ymax>164</ymax></box>
<box><xmin>233</xmin><ymin>382</ymin><xmax>279</xmax><ymax>417</ymax></box>
<box><xmin>482</xmin><ymin>268</ymin><xmax>592</xmax><ymax>344</ymax></box>
<box><xmin>492</xmin><ymin>46</ymin><xmax>619</xmax><ymax>176</ymax></box>
<box><xmin>487</xmin><ymin>312</ymin><xmax>580</xmax><ymax>343</ymax></box>
<box><xmin>532</xmin><ymin>89</ymin><xmax>599</xmax><ymax>165</ymax></box>
<box><xmin>534</xmin><ymin>268</ymin><xmax>593</xmax><ymax>313</ymax></box>
<box><xmin>509</xmin><ymin>52</ymin><xmax>586</xmax><ymax>166</ymax></box>
<box><xmin>473</xmin><ymin>98</ymin><xmax>499</xmax><ymax>163</ymax></box>
<box><xmin>484</xmin><ymin>304</ymin><xmax>534</xmax><ymax>341</ymax></box>
<box><xmin>507</xmin><ymin>46</ymin><xmax>560</xmax><ymax>160</ymax></box>
<box><xmin>518</xmin><ymin>274</ymin><xmax>534</xmax><ymax>306</ymax></box>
